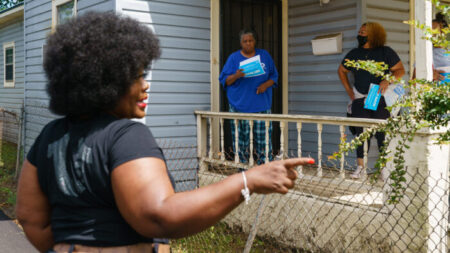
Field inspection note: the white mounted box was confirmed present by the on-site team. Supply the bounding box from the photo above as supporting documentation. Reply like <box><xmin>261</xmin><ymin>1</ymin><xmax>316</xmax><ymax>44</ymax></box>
<box><xmin>311</xmin><ymin>33</ymin><xmax>342</xmax><ymax>55</ymax></box>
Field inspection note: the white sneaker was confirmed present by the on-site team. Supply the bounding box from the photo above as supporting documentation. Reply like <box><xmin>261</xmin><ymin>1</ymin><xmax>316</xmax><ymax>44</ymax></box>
<box><xmin>350</xmin><ymin>166</ymin><xmax>363</xmax><ymax>179</ymax></box>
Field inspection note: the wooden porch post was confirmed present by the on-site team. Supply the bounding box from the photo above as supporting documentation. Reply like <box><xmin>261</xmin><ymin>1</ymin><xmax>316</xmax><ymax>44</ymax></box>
<box><xmin>414</xmin><ymin>0</ymin><xmax>433</xmax><ymax>81</ymax></box>
<box><xmin>414</xmin><ymin>2</ymin><xmax>448</xmax><ymax>251</ymax></box>
<box><xmin>210</xmin><ymin>0</ymin><xmax>220</xmax><ymax>156</ymax></box>
<box><xmin>282</xmin><ymin>0</ymin><xmax>289</xmax><ymax>154</ymax></box>
<box><xmin>197</xmin><ymin>113</ymin><xmax>208</xmax><ymax>173</ymax></box>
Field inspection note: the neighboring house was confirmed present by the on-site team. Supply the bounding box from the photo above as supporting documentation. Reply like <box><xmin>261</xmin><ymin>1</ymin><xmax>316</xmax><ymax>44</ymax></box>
<box><xmin>0</xmin><ymin>2</ymin><xmax>24</xmax><ymax>144</ymax></box>
<box><xmin>18</xmin><ymin>0</ymin><xmax>437</xmax><ymax>188</ymax></box>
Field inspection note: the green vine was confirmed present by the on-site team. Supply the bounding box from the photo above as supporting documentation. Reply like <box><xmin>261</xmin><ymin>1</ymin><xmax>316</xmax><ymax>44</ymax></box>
<box><xmin>330</xmin><ymin>0</ymin><xmax>450</xmax><ymax>204</ymax></box>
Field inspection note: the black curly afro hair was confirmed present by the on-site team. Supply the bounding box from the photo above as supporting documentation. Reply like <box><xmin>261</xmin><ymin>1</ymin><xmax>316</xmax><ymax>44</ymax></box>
<box><xmin>44</xmin><ymin>11</ymin><xmax>160</xmax><ymax>116</ymax></box>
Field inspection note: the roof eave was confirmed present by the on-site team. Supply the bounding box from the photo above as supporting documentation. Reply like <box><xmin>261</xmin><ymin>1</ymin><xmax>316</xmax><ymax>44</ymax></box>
<box><xmin>0</xmin><ymin>4</ymin><xmax>24</xmax><ymax>27</ymax></box>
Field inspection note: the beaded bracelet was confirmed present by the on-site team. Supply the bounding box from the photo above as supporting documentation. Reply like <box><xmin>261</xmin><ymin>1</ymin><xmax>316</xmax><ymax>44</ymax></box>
<box><xmin>241</xmin><ymin>171</ymin><xmax>250</xmax><ymax>204</ymax></box>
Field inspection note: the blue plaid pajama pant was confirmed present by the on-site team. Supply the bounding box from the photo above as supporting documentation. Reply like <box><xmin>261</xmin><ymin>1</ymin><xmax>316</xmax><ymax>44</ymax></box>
<box><xmin>229</xmin><ymin>105</ymin><xmax>273</xmax><ymax>165</ymax></box>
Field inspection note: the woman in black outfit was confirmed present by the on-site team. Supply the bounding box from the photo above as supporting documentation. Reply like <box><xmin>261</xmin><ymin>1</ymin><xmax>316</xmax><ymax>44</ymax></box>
<box><xmin>337</xmin><ymin>22</ymin><xmax>405</xmax><ymax>178</ymax></box>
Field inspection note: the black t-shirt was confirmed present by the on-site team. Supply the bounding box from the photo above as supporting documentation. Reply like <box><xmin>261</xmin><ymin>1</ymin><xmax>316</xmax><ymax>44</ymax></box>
<box><xmin>27</xmin><ymin>113</ymin><xmax>170</xmax><ymax>246</ymax></box>
<box><xmin>341</xmin><ymin>46</ymin><xmax>401</xmax><ymax>94</ymax></box>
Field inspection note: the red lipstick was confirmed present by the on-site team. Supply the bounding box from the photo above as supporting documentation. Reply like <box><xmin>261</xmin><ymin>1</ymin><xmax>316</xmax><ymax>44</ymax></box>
<box><xmin>137</xmin><ymin>102</ymin><xmax>147</xmax><ymax>109</ymax></box>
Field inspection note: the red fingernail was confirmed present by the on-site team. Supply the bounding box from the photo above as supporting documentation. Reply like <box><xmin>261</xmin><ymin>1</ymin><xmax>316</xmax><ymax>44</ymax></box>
<box><xmin>308</xmin><ymin>159</ymin><xmax>315</xmax><ymax>164</ymax></box>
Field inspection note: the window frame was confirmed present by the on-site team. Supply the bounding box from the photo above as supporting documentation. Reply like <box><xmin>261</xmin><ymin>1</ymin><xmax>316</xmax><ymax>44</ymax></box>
<box><xmin>3</xmin><ymin>42</ymin><xmax>15</xmax><ymax>88</ymax></box>
<box><xmin>51</xmin><ymin>0</ymin><xmax>77</xmax><ymax>31</ymax></box>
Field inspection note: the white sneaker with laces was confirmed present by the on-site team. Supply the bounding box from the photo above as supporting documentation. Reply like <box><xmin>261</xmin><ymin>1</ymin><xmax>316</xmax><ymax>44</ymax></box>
<box><xmin>350</xmin><ymin>166</ymin><xmax>363</xmax><ymax>179</ymax></box>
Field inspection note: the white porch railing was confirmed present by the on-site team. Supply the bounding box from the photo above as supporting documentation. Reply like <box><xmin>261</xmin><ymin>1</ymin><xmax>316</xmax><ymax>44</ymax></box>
<box><xmin>194</xmin><ymin>111</ymin><xmax>449</xmax><ymax>252</ymax></box>
<box><xmin>195</xmin><ymin>110</ymin><xmax>385</xmax><ymax>180</ymax></box>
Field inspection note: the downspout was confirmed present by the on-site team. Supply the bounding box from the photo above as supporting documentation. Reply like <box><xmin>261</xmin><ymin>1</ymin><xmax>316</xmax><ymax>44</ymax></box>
<box><xmin>409</xmin><ymin>0</ymin><xmax>415</xmax><ymax>78</ymax></box>
<box><xmin>21</xmin><ymin>0</ymin><xmax>26</xmax><ymax>160</ymax></box>
<box><xmin>14</xmin><ymin>104</ymin><xmax>23</xmax><ymax>179</ymax></box>
<box><xmin>210</xmin><ymin>0</ymin><xmax>220</xmax><ymax>154</ymax></box>
<box><xmin>281</xmin><ymin>0</ymin><xmax>288</xmax><ymax>154</ymax></box>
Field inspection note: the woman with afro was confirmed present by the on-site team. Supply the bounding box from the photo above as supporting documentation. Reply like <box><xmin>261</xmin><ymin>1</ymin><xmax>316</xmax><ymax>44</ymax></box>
<box><xmin>15</xmin><ymin>12</ymin><xmax>313</xmax><ymax>252</ymax></box>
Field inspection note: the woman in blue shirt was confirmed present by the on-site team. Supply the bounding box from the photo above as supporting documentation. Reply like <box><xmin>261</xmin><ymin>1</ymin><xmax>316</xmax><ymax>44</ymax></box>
<box><xmin>219</xmin><ymin>29</ymin><xmax>279</xmax><ymax>165</ymax></box>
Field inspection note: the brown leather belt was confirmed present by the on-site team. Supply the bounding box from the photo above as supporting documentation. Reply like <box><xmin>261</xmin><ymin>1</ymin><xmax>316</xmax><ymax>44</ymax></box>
<box><xmin>53</xmin><ymin>242</ymin><xmax>170</xmax><ymax>253</ymax></box>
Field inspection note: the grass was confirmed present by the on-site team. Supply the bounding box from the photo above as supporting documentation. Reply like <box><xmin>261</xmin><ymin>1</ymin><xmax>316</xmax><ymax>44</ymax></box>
<box><xmin>170</xmin><ymin>222</ymin><xmax>304</xmax><ymax>253</ymax></box>
<box><xmin>0</xmin><ymin>141</ymin><xmax>21</xmax><ymax>218</ymax></box>
<box><xmin>171</xmin><ymin>223</ymin><xmax>247</xmax><ymax>252</ymax></box>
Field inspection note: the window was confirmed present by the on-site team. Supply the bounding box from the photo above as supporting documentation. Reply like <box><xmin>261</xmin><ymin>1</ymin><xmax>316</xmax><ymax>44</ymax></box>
<box><xmin>3</xmin><ymin>42</ymin><xmax>15</xmax><ymax>88</ymax></box>
<box><xmin>52</xmin><ymin>0</ymin><xmax>77</xmax><ymax>30</ymax></box>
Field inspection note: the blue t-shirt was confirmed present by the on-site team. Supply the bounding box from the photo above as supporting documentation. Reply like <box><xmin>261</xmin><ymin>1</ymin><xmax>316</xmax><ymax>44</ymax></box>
<box><xmin>219</xmin><ymin>49</ymin><xmax>278</xmax><ymax>112</ymax></box>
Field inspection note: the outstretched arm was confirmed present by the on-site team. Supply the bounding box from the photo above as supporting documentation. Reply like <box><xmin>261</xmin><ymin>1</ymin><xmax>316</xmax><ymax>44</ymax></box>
<box><xmin>112</xmin><ymin>157</ymin><xmax>313</xmax><ymax>238</ymax></box>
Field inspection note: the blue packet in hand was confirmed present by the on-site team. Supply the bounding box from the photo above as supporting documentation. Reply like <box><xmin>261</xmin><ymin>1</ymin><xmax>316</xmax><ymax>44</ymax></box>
<box><xmin>364</xmin><ymin>83</ymin><xmax>381</xmax><ymax>111</ymax></box>
<box><xmin>436</xmin><ymin>66</ymin><xmax>450</xmax><ymax>85</ymax></box>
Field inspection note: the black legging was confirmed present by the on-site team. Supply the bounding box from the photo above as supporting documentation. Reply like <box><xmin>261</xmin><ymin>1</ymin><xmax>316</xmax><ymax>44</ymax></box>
<box><xmin>351</xmin><ymin>97</ymin><xmax>390</xmax><ymax>158</ymax></box>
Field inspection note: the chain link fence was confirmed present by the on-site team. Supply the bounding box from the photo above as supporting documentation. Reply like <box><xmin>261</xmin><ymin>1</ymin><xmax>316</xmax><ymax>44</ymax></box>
<box><xmin>167</xmin><ymin>112</ymin><xmax>449</xmax><ymax>253</ymax></box>
<box><xmin>0</xmin><ymin>107</ymin><xmax>24</xmax><ymax>217</ymax></box>
<box><xmin>0</xmin><ymin>107</ymin><xmax>24</xmax><ymax>178</ymax></box>
<box><xmin>0</xmin><ymin>107</ymin><xmax>445</xmax><ymax>252</ymax></box>
<box><xmin>167</xmin><ymin>150</ymin><xmax>449</xmax><ymax>252</ymax></box>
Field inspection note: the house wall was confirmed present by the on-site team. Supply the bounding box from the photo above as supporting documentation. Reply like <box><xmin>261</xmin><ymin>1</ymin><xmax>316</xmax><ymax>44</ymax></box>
<box><xmin>0</xmin><ymin>16</ymin><xmax>24</xmax><ymax>143</ymax></box>
<box><xmin>287</xmin><ymin>0</ymin><xmax>410</xmax><ymax>168</ymax></box>
<box><xmin>364</xmin><ymin>0</ymin><xmax>410</xmax><ymax>75</ymax></box>
<box><xmin>117</xmin><ymin>0</ymin><xmax>211</xmax><ymax>144</ymax></box>
<box><xmin>24</xmin><ymin>0</ymin><xmax>209</xmax><ymax>191</ymax></box>
<box><xmin>23</xmin><ymin>0</ymin><xmax>114</xmax><ymax>149</ymax></box>
<box><xmin>117</xmin><ymin>0</ymin><xmax>211</xmax><ymax>191</ymax></box>
<box><xmin>287</xmin><ymin>0</ymin><xmax>360</xmax><ymax>167</ymax></box>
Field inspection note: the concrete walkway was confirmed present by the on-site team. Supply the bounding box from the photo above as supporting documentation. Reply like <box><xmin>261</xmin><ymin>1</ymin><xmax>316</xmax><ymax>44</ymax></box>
<box><xmin>0</xmin><ymin>210</ymin><xmax>37</xmax><ymax>252</ymax></box>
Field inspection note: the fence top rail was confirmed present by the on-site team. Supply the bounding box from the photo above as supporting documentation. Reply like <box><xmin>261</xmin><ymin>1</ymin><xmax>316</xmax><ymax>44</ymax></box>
<box><xmin>195</xmin><ymin>111</ymin><xmax>386</xmax><ymax>128</ymax></box>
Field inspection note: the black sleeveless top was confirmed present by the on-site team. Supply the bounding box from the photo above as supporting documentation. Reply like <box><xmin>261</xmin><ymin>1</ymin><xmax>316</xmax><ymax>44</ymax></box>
<box><xmin>342</xmin><ymin>46</ymin><xmax>401</xmax><ymax>94</ymax></box>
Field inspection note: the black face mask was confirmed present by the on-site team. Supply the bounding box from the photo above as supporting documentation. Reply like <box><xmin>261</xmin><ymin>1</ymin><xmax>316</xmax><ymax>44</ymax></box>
<box><xmin>357</xmin><ymin>35</ymin><xmax>368</xmax><ymax>48</ymax></box>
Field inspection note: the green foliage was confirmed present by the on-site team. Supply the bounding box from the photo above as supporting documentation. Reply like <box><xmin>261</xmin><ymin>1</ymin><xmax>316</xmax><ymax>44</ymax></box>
<box><xmin>171</xmin><ymin>223</ymin><xmax>297</xmax><ymax>252</ymax></box>
<box><xmin>0</xmin><ymin>187</ymin><xmax>15</xmax><ymax>205</ymax></box>
<box><xmin>330</xmin><ymin>0</ymin><xmax>449</xmax><ymax>204</ymax></box>
<box><xmin>0</xmin><ymin>141</ymin><xmax>20</xmax><ymax>213</ymax></box>
<box><xmin>171</xmin><ymin>224</ymin><xmax>248</xmax><ymax>252</ymax></box>
<box><xmin>0</xmin><ymin>0</ymin><xmax>23</xmax><ymax>12</ymax></box>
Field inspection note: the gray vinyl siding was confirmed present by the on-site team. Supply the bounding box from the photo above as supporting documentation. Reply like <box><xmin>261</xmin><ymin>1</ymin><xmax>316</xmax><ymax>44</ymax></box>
<box><xmin>0</xmin><ymin>17</ymin><xmax>24</xmax><ymax>143</ymax></box>
<box><xmin>116</xmin><ymin>0</ymin><xmax>211</xmax><ymax>191</ymax></box>
<box><xmin>23</xmin><ymin>0</ymin><xmax>206</xmax><ymax>191</ymax></box>
<box><xmin>288</xmin><ymin>0</ymin><xmax>360</xmax><ymax>168</ymax></box>
<box><xmin>365</xmin><ymin>0</ymin><xmax>410</xmax><ymax>75</ymax></box>
<box><xmin>24</xmin><ymin>0</ymin><xmax>114</xmax><ymax>151</ymax></box>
